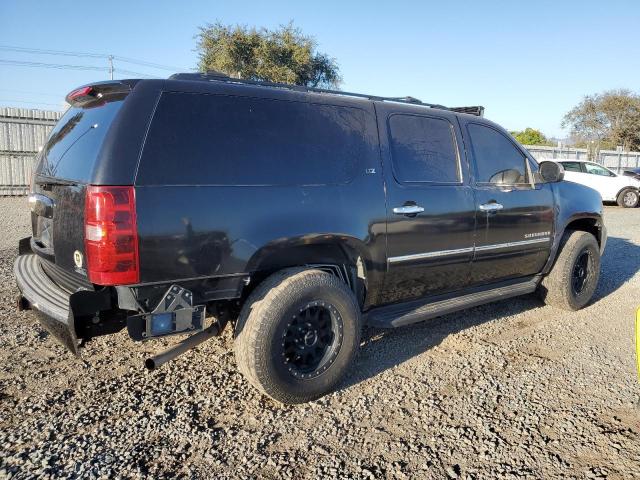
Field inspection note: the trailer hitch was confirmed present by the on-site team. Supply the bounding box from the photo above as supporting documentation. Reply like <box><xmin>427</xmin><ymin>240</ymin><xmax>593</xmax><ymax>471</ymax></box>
<box><xmin>144</xmin><ymin>310</ymin><xmax>229</xmax><ymax>370</ymax></box>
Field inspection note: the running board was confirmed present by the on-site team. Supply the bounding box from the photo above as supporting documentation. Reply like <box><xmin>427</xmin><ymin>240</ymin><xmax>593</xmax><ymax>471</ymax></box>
<box><xmin>366</xmin><ymin>277</ymin><xmax>540</xmax><ymax>328</ymax></box>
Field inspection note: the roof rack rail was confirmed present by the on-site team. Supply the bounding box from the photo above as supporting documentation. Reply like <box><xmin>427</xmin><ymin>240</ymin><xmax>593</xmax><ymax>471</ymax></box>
<box><xmin>168</xmin><ymin>72</ymin><xmax>483</xmax><ymax>115</ymax></box>
<box><xmin>449</xmin><ymin>106</ymin><xmax>485</xmax><ymax>117</ymax></box>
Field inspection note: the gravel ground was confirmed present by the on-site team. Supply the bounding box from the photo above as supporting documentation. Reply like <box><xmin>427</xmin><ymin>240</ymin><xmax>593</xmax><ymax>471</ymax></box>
<box><xmin>1</xmin><ymin>196</ymin><xmax>639</xmax><ymax>479</ymax></box>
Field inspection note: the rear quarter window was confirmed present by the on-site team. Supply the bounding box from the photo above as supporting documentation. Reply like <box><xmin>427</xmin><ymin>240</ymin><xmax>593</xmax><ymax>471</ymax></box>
<box><xmin>137</xmin><ymin>92</ymin><xmax>369</xmax><ymax>186</ymax></box>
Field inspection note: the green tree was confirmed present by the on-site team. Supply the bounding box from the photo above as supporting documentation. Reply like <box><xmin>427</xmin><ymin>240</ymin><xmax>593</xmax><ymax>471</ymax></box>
<box><xmin>562</xmin><ymin>89</ymin><xmax>640</xmax><ymax>152</ymax></box>
<box><xmin>510</xmin><ymin>128</ymin><xmax>552</xmax><ymax>146</ymax></box>
<box><xmin>195</xmin><ymin>21</ymin><xmax>341</xmax><ymax>88</ymax></box>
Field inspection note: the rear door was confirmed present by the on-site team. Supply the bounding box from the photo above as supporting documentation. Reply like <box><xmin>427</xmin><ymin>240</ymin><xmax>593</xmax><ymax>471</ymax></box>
<box><xmin>377</xmin><ymin>105</ymin><xmax>475</xmax><ymax>304</ymax></box>
<box><xmin>462</xmin><ymin>121</ymin><xmax>554</xmax><ymax>285</ymax></box>
<box><xmin>30</xmin><ymin>91</ymin><xmax>128</xmax><ymax>285</ymax></box>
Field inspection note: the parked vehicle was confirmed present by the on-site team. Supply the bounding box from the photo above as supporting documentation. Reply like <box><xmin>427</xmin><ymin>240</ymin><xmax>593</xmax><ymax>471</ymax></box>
<box><xmin>15</xmin><ymin>74</ymin><xmax>607</xmax><ymax>403</ymax></box>
<box><xmin>623</xmin><ymin>167</ymin><xmax>640</xmax><ymax>182</ymax></box>
<box><xmin>558</xmin><ymin>160</ymin><xmax>640</xmax><ymax>208</ymax></box>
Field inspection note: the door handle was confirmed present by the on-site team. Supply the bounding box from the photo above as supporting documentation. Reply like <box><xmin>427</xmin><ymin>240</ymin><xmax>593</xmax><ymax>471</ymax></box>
<box><xmin>479</xmin><ymin>202</ymin><xmax>504</xmax><ymax>212</ymax></box>
<box><xmin>393</xmin><ymin>205</ymin><xmax>425</xmax><ymax>216</ymax></box>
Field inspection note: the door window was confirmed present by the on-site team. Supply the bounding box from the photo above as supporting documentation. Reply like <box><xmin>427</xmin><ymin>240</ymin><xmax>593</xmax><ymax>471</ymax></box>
<box><xmin>388</xmin><ymin>114</ymin><xmax>460</xmax><ymax>183</ymax></box>
<box><xmin>468</xmin><ymin>124</ymin><xmax>529</xmax><ymax>186</ymax></box>
<box><xmin>584</xmin><ymin>163</ymin><xmax>615</xmax><ymax>177</ymax></box>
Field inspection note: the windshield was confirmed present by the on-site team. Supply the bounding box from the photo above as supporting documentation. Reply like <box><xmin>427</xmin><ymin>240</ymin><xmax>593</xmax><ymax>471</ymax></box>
<box><xmin>36</xmin><ymin>99</ymin><xmax>124</xmax><ymax>183</ymax></box>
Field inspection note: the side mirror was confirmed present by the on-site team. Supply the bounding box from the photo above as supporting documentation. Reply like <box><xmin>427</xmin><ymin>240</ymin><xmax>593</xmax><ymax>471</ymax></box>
<box><xmin>539</xmin><ymin>161</ymin><xmax>565</xmax><ymax>183</ymax></box>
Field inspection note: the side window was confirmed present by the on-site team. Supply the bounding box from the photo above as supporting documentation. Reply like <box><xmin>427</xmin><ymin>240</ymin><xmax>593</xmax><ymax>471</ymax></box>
<box><xmin>137</xmin><ymin>92</ymin><xmax>369</xmax><ymax>186</ymax></box>
<box><xmin>468</xmin><ymin>124</ymin><xmax>529</xmax><ymax>185</ymax></box>
<box><xmin>584</xmin><ymin>163</ymin><xmax>614</xmax><ymax>177</ymax></box>
<box><xmin>388</xmin><ymin>114</ymin><xmax>460</xmax><ymax>183</ymax></box>
<box><xmin>560</xmin><ymin>161</ymin><xmax>583</xmax><ymax>172</ymax></box>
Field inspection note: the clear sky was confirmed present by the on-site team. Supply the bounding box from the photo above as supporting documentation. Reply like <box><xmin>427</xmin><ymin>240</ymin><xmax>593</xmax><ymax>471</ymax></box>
<box><xmin>1</xmin><ymin>0</ymin><xmax>639</xmax><ymax>137</ymax></box>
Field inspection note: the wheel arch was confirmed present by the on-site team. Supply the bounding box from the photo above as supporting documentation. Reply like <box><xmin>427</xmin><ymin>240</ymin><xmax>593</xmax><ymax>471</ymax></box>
<box><xmin>243</xmin><ymin>235</ymin><xmax>379</xmax><ymax>309</ymax></box>
<box><xmin>542</xmin><ymin>214</ymin><xmax>605</xmax><ymax>275</ymax></box>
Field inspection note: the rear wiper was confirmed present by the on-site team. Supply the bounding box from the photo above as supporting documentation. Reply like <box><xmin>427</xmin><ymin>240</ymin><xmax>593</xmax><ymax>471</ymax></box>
<box><xmin>35</xmin><ymin>176</ymin><xmax>79</xmax><ymax>188</ymax></box>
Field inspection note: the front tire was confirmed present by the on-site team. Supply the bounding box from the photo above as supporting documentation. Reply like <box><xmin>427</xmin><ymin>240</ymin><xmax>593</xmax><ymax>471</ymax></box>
<box><xmin>234</xmin><ymin>268</ymin><xmax>361</xmax><ymax>404</ymax></box>
<box><xmin>538</xmin><ymin>230</ymin><xmax>600</xmax><ymax>310</ymax></box>
<box><xmin>617</xmin><ymin>188</ymin><xmax>639</xmax><ymax>208</ymax></box>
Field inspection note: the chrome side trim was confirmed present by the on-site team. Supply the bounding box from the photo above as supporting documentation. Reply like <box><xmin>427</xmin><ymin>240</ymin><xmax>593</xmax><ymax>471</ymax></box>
<box><xmin>388</xmin><ymin>237</ymin><xmax>551</xmax><ymax>264</ymax></box>
<box><xmin>388</xmin><ymin>247</ymin><xmax>474</xmax><ymax>264</ymax></box>
<box><xmin>474</xmin><ymin>237</ymin><xmax>550</xmax><ymax>251</ymax></box>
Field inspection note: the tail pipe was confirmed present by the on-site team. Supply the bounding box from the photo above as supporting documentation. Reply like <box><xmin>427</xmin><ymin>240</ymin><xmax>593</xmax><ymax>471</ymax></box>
<box><xmin>144</xmin><ymin>320</ymin><xmax>226</xmax><ymax>370</ymax></box>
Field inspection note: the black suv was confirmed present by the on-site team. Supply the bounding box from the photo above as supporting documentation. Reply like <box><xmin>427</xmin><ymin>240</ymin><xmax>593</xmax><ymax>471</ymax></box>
<box><xmin>15</xmin><ymin>73</ymin><xmax>606</xmax><ymax>404</ymax></box>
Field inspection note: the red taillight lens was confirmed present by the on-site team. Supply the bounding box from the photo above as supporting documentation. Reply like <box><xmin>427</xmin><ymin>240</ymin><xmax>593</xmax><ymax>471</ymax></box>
<box><xmin>84</xmin><ymin>185</ymin><xmax>139</xmax><ymax>285</ymax></box>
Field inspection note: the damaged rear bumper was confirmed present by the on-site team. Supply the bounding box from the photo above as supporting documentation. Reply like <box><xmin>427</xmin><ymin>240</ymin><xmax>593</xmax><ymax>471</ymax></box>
<box><xmin>14</xmin><ymin>249</ymin><xmax>122</xmax><ymax>354</ymax></box>
<box><xmin>14</xmin><ymin>253</ymin><xmax>80</xmax><ymax>354</ymax></box>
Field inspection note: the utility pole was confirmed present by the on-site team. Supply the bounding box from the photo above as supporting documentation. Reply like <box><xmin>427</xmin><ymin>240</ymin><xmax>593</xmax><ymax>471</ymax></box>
<box><xmin>108</xmin><ymin>55</ymin><xmax>114</xmax><ymax>80</ymax></box>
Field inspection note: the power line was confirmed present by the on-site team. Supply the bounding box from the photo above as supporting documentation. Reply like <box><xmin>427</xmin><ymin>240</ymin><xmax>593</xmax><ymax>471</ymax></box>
<box><xmin>0</xmin><ymin>44</ymin><xmax>189</xmax><ymax>72</ymax></box>
<box><xmin>111</xmin><ymin>55</ymin><xmax>187</xmax><ymax>72</ymax></box>
<box><xmin>114</xmin><ymin>68</ymin><xmax>159</xmax><ymax>78</ymax></box>
<box><xmin>0</xmin><ymin>45</ymin><xmax>107</xmax><ymax>59</ymax></box>
<box><xmin>0</xmin><ymin>59</ymin><xmax>108</xmax><ymax>72</ymax></box>
<box><xmin>0</xmin><ymin>59</ymin><xmax>161</xmax><ymax>78</ymax></box>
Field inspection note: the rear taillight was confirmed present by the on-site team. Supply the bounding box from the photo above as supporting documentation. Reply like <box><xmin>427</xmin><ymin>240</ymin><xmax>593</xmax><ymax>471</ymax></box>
<box><xmin>84</xmin><ymin>185</ymin><xmax>139</xmax><ymax>285</ymax></box>
<box><xmin>68</xmin><ymin>86</ymin><xmax>94</xmax><ymax>101</ymax></box>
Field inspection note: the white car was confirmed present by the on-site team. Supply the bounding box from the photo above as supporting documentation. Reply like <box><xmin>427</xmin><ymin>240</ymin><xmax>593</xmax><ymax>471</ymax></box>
<box><xmin>558</xmin><ymin>160</ymin><xmax>640</xmax><ymax>208</ymax></box>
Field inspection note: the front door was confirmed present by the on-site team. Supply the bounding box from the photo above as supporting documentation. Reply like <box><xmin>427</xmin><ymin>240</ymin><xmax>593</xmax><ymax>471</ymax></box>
<box><xmin>462</xmin><ymin>121</ymin><xmax>554</xmax><ymax>285</ymax></box>
<box><xmin>378</xmin><ymin>106</ymin><xmax>476</xmax><ymax>305</ymax></box>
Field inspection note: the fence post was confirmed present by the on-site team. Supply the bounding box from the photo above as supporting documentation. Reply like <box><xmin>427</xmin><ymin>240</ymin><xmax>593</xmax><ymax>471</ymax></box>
<box><xmin>8</xmin><ymin>155</ymin><xmax>13</xmax><ymax>195</ymax></box>
<box><xmin>618</xmin><ymin>151</ymin><xmax>623</xmax><ymax>173</ymax></box>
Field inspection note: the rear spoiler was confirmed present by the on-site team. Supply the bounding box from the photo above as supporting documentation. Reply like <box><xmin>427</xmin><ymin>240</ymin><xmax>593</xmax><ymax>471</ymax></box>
<box><xmin>449</xmin><ymin>106</ymin><xmax>485</xmax><ymax>117</ymax></box>
<box><xmin>65</xmin><ymin>80</ymin><xmax>138</xmax><ymax>107</ymax></box>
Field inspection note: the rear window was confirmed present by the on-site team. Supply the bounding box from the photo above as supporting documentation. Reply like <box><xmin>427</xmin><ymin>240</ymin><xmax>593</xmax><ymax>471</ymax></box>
<box><xmin>36</xmin><ymin>100</ymin><xmax>124</xmax><ymax>183</ymax></box>
<box><xmin>136</xmin><ymin>92</ymin><xmax>368</xmax><ymax>186</ymax></box>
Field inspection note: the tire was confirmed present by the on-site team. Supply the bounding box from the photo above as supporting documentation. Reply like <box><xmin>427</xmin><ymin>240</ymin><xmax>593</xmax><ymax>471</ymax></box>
<box><xmin>538</xmin><ymin>230</ymin><xmax>600</xmax><ymax>311</ymax></box>
<box><xmin>234</xmin><ymin>268</ymin><xmax>361</xmax><ymax>404</ymax></box>
<box><xmin>617</xmin><ymin>188</ymin><xmax>639</xmax><ymax>208</ymax></box>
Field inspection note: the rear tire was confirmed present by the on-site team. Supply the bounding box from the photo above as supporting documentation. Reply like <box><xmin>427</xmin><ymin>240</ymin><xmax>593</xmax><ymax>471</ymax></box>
<box><xmin>234</xmin><ymin>268</ymin><xmax>361</xmax><ymax>404</ymax></box>
<box><xmin>538</xmin><ymin>230</ymin><xmax>600</xmax><ymax>310</ymax></box>
<box><xmin>617</xmin><ymin>188</ymin><xmax>639</xmax><ymax>208</ymax></box>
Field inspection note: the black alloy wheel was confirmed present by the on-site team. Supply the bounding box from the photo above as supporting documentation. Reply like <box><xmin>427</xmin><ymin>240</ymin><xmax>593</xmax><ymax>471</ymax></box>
<box><xmin>281</xmin><ymin>301</ymin><xmax>343</xmax><ymax>379</ymax></box>
<box><xmin>571</xmin><ymin>250</ymin><xmax>593</xmax><ymax>295</ymax></box>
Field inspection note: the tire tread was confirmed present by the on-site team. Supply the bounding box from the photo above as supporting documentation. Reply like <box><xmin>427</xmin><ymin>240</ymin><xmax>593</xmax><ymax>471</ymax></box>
<box><xmin>234</xmin><ymin>268</ymin><xmax>360</xmax><ymax>404</ymax></box>
<box><xmin>539</xmin><ymin>230</ymin><xmax>600</xmax><ymax>310</ymax></box>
